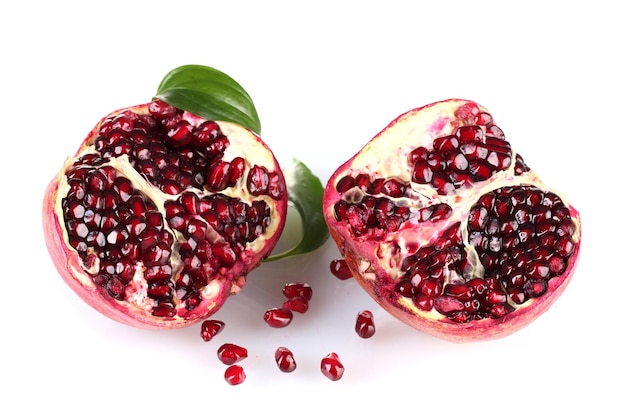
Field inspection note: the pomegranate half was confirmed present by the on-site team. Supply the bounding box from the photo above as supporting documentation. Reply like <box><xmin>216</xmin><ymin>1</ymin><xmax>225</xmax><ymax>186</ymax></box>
<box><xmin>43</xmin><ymin>100</ymin><xmax>288</xmax><ymax>329</ymax></box>
<box><xmin>323</xmin><ymin>99</ymin><xmax>581</xmax><ymax>342</ymax></box>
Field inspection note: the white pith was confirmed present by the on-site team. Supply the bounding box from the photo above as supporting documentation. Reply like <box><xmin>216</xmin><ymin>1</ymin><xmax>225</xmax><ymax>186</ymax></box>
<box><xmin>54</xmin><ymin>115</ymin><xmax>284</xmax><ymax>315</ymax></box>
<box><xmin>333</xmin><ymin>100</ymin><xmax>581</xmax><ymax>321</ymax></box>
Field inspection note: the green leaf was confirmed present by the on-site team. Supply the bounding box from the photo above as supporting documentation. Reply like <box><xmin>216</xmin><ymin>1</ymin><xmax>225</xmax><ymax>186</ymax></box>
<box><xmin>266</xmin><ymin>159</ymin><xmax>330</xmax><ymax>261</ymax></box>
<box><xmin>154</xmin><ymin>64</ymin><xmax>262</xmax><ymax>134</ymax></box>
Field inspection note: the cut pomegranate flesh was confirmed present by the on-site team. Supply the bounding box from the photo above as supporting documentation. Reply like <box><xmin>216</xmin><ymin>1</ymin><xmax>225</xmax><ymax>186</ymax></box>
<box><xmin>323</xmin><ymin>99</ymin><xmax>581</xmax><ymax>342</ymax></box>
<box><xmin>320</xmin><ymin>352</ymin><xmax>344</xmax><ymax>381</ymax></box>
<box><xmin>43</xmin><ymin>100</ymin><xmax>288</xmax><ymax>329</ymax></box>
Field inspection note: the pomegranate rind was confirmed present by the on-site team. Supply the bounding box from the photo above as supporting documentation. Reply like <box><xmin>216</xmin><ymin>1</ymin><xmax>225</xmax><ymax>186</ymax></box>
<box><xmin>43</xmin><ymin>103</ymin><xmax>287</xmax><ymax>329</ymax></box>
<box><xmin>323</xmin><ymin>98</ymin><xmax>581</xmax><ymax>342</ymax></box>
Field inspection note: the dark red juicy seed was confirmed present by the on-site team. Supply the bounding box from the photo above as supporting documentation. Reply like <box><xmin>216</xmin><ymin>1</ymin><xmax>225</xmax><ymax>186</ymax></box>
<box><xmin>200</xmin><ymin>319</ymin><xmax>225</xmax><ymax>342</ymax></box>
<box><xmin>217</xmin><ymin>343</ymin><xmax>248</xmax><ymax>365</ymax></box>
<box><xmin>224</xmin><ymin>365</ymin><xmax>246</xmax><ymax>385</ymax></box>
<box><xmin>283</xmin><ymin>296</ymin><xmax>309</xmax><ymax>313</ymax></box>
<box><xmin>330</xmin><ymin>259</ymin><xmax>353</xmax><ymax>280</ymax></box>
<box><xmin>282</xmin><ymin>282</ymin><xmax>313</xmax><ymax>301</ymax></box>
<box><xmin>355</xmin><ymin>310</ymin><xmax>376</xmax><ymax>338</ymax></box>
<box><xmin>275</xmin><ymin>347</ymin><xmax>297</xmax><ymax>373</ymax></box>
<box><xmin>320</xmin><ymin>352</ymin><xmax>345</xmax><ymax>381</ymax></box>
<box><xmin>95</xmin><ymin>102</ymin><xmax>232</xmax><ymax>195</ymax></box>
<box><xmin>263</xmin><ymin>307</ymin><xmax>294</xmax><ymax>328</ymax></box>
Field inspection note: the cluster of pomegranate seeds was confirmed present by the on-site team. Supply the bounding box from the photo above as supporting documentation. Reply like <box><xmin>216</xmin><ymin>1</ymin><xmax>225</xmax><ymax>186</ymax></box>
<box><xmin>392</xmin><ymin>184</ymin><xmax>576</xmax><ymax>323</ymax></box>
<box><xmin>165</xmin><ymin>191</ymin><xmax>271</xmax><ymax>271</ymax></box>
<box><xmin>217</xmin><ymin>343</ymin><xmax>249</xmax><ymax>365</ymax></box>
<box><xmin>355</xmin><ymin>310</ymin><xmax>376</xmax><ymax>338</ymax></box>
<box><xmin>224</xmin><ymin>365</ymin><xmax>246</xmax><ymax>385</ymax></box>
<box><xmin>410</xmin><ymin>112</ymin><xmax>514</xmax><ymax>195</ymax></box>
<box><xmin>59</xmin><ymin>100</ymin><xmax>284</xmax><ymax>319</ymax></box>
<box><xmin>63</xmin><ymin>157</ymin><xmax>177</xmax><ymax>315</ymax></box>
<box><xmin>330</xmin><ymin>259</ymin><xmax>353</xmax><ymax>280</ymax></box>
<box><xmin>466</xmin><ymin>185</ymin><xmax>576</xmax><ymax>306</ymax></box>
<box><xmin>332</xmin><ymin>175</ymin><xmax>412</xmax><ymax>238</ymax></box>
<box><xmin>200</xmin><ymin>319</ymin><xmax>225</xmax><ymax>342</ymax></box>
<box><xmin>274</xmin><ymin>347</ymin><xmax>297</xmax><ymax>373</ymax></box>
<box><xmin>320</xmin><ymin>352</ymin><xmax>345</xmax><ymax>381</ymax></box>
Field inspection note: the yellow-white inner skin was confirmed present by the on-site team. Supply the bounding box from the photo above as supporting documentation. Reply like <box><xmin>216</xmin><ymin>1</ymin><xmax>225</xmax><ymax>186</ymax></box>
<box><xmin>335</xmin><ymin>101</ymin><xmax>580</xmax><ymax>320</ymax></box>
<box><xmin>55</xmin><ymin>120</ymin><xmax>283</xmax><ymax>314</ymax></box>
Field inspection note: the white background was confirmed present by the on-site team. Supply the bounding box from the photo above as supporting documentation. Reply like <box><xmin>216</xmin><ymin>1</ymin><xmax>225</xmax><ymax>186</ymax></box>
<box><xmin>2</xmin><ymin>1</ymin><xmax>623</xmax><ymax>417</ymax></box>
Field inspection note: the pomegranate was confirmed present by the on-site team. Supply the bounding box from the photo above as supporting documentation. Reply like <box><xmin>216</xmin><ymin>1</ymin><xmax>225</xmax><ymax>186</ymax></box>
<box><xmin>43</xmin><ymin>67</ymin><xmax>289</xmax><ymax>329</ymax></box>
<box><xmin>323</xmin><ymin>99</ymin><xmax>581</xmax><ymax>342</ymax></box>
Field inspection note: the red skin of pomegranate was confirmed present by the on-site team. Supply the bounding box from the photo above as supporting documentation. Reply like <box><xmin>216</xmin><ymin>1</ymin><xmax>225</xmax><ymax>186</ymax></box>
<box><xmin>323</xmin><ymin>99</ymin><xmax>581</xmax><ymax>342</ymax></box>
<box><xmin>43</xmin><ymin>102</ymin><xmax>288</xmax><ymax>329</ymax></box>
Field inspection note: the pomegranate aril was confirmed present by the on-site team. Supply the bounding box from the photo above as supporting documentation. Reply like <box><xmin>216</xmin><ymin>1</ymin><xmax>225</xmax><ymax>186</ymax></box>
<box><xmin>282</xmin><ymin>282</ymin><xmax>313</xmax><ymax>301</ymax></box>
<box><xmin>275</xmin><ymin>347</ymin><xmax>297</xmax><ymax>373</ymax></box>
<box><xmin>283</xmin><ymin>296</ymin><xmax>309</xmax><ymax>314</ymax></box>
<box><xmin>217</xmin><ymin>343</ymin><xmax>248</xmax><ymax>365</ymax></box>
<box><xmin>330</xmin><ymin>259</ymin><xmax>353</xmax><ymax>280</ymax></box>
<box><xmin>247</xmin><ymin>165</ymin><xmax>269</xmax><ymax>195</ymax></box>
<box><xmin>224</xmin><ymin>365</ymin><xmax>246</xmax><ymax>386</ymax></box>
<box><xmin>263</xmin><ymin>308</ymin><xmax>293</xmax><ymax>328</ymax></box>
<box><xmin>320</xmin><ymin>352</ymin><xmax>344</xmax><ymax>381</ymax></box>
<box><xmin>355</xmin><ymin>310</ymin><xmax>376</xmax><ymax>338</ymax></box>
<box><xmin>200</xmin><ymin>319</ymin><xmax>225</xmax><ymax>342</ymax></box>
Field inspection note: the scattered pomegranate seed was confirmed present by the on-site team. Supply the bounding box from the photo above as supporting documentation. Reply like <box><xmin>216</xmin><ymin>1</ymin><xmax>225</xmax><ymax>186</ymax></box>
<box><xmin>355</xmin><ymin>310</ymin><xmax>376</xmax><ymax>338</ymax></box>
<box><xmin>263</xmin><ymin>307</ymin><xmax>294</xmax><ymax>328</ymax></box>
<box><xmin>320</xmin><ymin>352</ymin><xmax>344</xmax><ymax>381</ymax></box>
<box><xmin>282</xmin><ymin>296</ymin><xmax>309</xmax><ymax>313</ymax></box>
<box><xmin>200</xmin><ymin>319</ymin><xmax>225</xmax><ymax>342</ymax></box>
<box><xmin>330</xmin><ymin>259</ymin><xmax>353</xmax><ymax>280</ymax></box>
<box><xmin>224</xmin><ymin>365</ymin><xmax>246</xmax><ymax>385</ymax></box>
<box><xmin>274</xmin><ymin>347</ymin><xmax>297</xmax><ymax>373</ymax></box>
<box><xmin>217</xmin><ymin>343</ymin><xmax>248</xmax><ymax>365</ymax></box>
<box><xmin>282</xmin><ymin>282</ymin><xmax>313</xmax><ymax>301</ymax></box>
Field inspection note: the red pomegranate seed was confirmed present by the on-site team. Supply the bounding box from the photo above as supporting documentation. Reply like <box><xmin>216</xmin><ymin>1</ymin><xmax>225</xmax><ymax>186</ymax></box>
<box><xmin>200</xmin><ymin>319</ymin><xmax>225</xmax><ymax>342</ymax></box>
<box><xmin>282</xmin><ymin>282</ymin><xmax>313</xmax><ymax>301</ymax></box>
<box><xmin>355</xmin><ymin>310</ymin><xmax>376</xmax><ymax>338</ymax></box>
<box><xmin>263</xmin><ymin>307</ymin><xmax>293</xmax><ymax>328</ymax></box>
<box><xmin>274</xmin><ymin>347</ymin><xmax>297</xmax><ymax>373</ymax></box>
<box><xmin>330</xmin><ymin>259</ymin><xmax>353</xmax><ymax>280</ymax></box>
<box><xmin>224</xmin><ymin>365</ymin><xmax>246</xmax><ymax>385</ymax></box>
<box><xmin>282</xmin><ymin>296</ymin><xmax>309</xmax><ymax>314</ymax></box>
<box><xmin>320</xmin><ymin>352</ymin><xmax>344</xmax><ymax>381</ymax></box>
<box><xmin>217</xmin><ymin>343</ymin><xmax>248</xmax><ymax>365</ymax></box>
